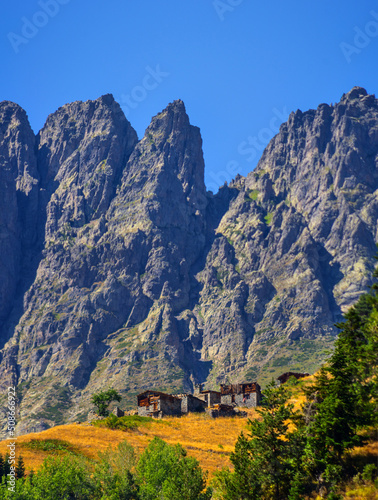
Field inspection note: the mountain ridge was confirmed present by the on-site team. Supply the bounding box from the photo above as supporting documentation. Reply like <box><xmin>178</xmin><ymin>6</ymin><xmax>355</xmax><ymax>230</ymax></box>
<box><xmin>0</xmin><ymin>87</ymin><xmax>377</xmax><ymax>436</ymax></box>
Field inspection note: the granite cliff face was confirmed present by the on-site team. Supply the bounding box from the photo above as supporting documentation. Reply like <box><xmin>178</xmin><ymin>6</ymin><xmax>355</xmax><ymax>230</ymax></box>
<box><xmin>0</xmin><ymin>87</ymin><xmax>377</xmax><ymax>435</ymax></box>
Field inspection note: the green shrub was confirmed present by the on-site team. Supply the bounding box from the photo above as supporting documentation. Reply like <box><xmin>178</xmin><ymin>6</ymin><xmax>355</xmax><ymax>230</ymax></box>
<box><xmin>20</xmin><ymin>439</ymin><xmax>78</xmax><ymax>455</ymax></box>
<box><xmin>92</xmin><ymin>414</ymin><xmax>162</xmax><ymax>431</ymax></box>
<box><xmin>136</xmin><ymin>437</ymin><xmax>211</xmax><ymax>500</ymax></box>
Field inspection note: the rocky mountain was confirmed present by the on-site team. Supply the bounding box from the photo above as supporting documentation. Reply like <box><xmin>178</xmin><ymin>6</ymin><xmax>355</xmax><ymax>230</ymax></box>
<box><xmin>0</xmin><ymin>87</ymin><xmax>377</xmax><ymax>436</ymax></box>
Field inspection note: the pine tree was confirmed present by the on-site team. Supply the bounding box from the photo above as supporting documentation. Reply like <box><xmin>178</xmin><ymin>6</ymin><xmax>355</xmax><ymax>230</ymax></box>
<box><xmin>15</xmin><ymin>456</ymin><xmax>25</xmax><ymax>479</ymax></box>
<box><xmin>0</xmin><ymin>453</ymin><xmax>4</xmax><ymax>480</ymax></box>
<box><xmin>301</xmin><ymin>267</ymin><xmax>378</xmax><ymax>492</ymax></box>
<box><xmin>3</xmin><ymin>453</ymin><xmax>10</xmax><ymax>477</ymax></box>
<box><xmin>215</xmin><ymin>382</ymin><xmax>303</xmax><ymax>500</ymax></box>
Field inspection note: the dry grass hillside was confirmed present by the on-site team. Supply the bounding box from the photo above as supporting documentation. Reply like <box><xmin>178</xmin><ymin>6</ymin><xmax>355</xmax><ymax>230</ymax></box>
<box><xmin>0</xmin><ymin>408</ymin><xmax>258</xmax><ymax>477</ymax></box>
<box><xmin>1</xmin><ymin>375</ymin><xmax>377</xmax><ymax>498</ymax></box>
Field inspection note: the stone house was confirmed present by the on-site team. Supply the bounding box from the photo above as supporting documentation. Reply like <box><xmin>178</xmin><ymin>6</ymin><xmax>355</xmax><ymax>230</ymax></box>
<box><xmin>176</xmin><ymin>393</ymin><xmax>207</xmax><ymax>413</ymax></box>
<box><xmin>136</xmin><ymin>381</ymin><xmax>262</xmax><ymax>418</ymax></box>
<box><xmin>220</xmin><ymin>382</ymin><xmax>262</xmax><ymax>407</ymax></box>
<box><xmin>193</xmin><ymin>384</ymin><xmax>221</xmax><ymax>407</ymax></box>
<box><xmin>137</xmin><ymin>390</ymin><xmax>181</xmax><ymax>418</ymax></box>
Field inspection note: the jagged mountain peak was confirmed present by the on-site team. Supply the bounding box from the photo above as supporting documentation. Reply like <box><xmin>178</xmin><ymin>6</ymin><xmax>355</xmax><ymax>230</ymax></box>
<box><xmin>143</xmin><ymin>98</ymin><xmax>192</xmax><ymax>143</ymax></box>
<box><xmin>0</xmin><ymin>89</ymin><xmax>378</xmax><ymax>436</ymax></box>
<box><xmin>341</xmin><ymin>86</ymin><xmax>369</xmax><ymax>102</ymax></box>
<box><xmin>120</xmin><ymin>98</ymin><xmax>206</xmax><ymax>210</ymax></box>
<box><xmin>0</xmin><ymin>100</ymin><xmax>28</xmax><ymax>115</ymax></box>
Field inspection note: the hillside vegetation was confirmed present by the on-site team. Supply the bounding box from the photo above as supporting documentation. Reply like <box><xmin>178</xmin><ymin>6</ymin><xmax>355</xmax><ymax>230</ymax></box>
<box><xmin>0</xmin><ymin>375</ymin><xmax>377</xmax><ymax>498</ymax></box>
<box><xmin>2</xmin><ymin>260</ymin><xmax>378</xmax><ymax>498</ymax></box>
<box><xmin>0</xmin><ymin>408</ymin><xmax>259</xmax><ymax>477</ymax></box>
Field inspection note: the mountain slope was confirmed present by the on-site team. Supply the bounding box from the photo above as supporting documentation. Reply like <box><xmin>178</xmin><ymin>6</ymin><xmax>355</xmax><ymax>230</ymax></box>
<box><xmin>0</xmin><ymin>87</ymin><xmax>377</xmax><ymax>436</ymax></box>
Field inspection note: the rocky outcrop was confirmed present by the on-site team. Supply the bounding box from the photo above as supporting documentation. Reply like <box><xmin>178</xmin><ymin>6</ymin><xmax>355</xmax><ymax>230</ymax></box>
<box><xmin>0</xmin><ymin>102</ymin><xmax>39</xmax><ymax>343</ymax></box>
<box><xmin>198</xmin><ymin>87</ymin><xmax>378</xmax><ymax>385</ymax></box>
<box><xmin>0</xmin><ymin>87</ymin><xmax>377</xmax><ymax>436</ymax></box>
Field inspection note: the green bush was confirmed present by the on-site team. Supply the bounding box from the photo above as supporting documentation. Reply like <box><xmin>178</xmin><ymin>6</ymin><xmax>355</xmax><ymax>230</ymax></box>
<box><xmin>0</xmin><ymin>438</ymin><xmax>211</xmax><ymax>500</ymax></box>
<box><xmin>92</xmin><ymin>414</ymin><xmax>162</xmax><ymax>431</ymax></box>
<box><xmin>0</xmin><ymin>455</ymin><xmax>95</xmax><ymax>500</ymax></box>
<box><xmin>136</xmin><ymin>437</ymin><xmax>211</xmax><ymax>500</ymax></box>
<box><xmin>21</xmin><ymin>439</ymin><xmax>78</xmax><ymax>454</ymax></box>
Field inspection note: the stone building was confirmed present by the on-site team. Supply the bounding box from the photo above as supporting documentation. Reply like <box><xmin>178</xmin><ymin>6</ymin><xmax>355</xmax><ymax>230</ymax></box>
<box><xmin>193</xmin><ymin>384</ymin><xmax>221</xmax><ymax>407</ymax></box>
<box><xmin>176</xmin><ymin>393</ymin><xmax>207</xmax><ymax>413</ymax></box>
<box><xmin>136</xmin><ymin>381</ymin><xmax>262</xmax><ymax>418</ymax></box>
<box><xmin>137</xmin><ymin>390</ymin><xmax>181</xmax><ymax>418</ymax></box>
<box><xmin>220</xmin><ymin>382</ymin><xmax>262</xmax><ymax>407</ymax></box>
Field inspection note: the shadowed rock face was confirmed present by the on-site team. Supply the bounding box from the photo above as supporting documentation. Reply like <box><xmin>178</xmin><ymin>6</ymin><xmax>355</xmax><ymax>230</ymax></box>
<box><xmin>0</xmin><ymin>102</ymin><xmax>39</xmax><ymax>334</ymax></box>
<box><xmin>0</xmin><ymin>87</ymin><xmax>377</xmax><ymax>436</ymax></box>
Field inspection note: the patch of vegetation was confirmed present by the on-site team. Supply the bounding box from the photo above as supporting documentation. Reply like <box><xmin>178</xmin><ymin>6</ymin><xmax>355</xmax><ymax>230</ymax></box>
<box><xmin>92</xmin><ymin>414</ymin><xmax>169</xmax><ymax>431</ymax></box>
<box><xmin>271</xmin><ymin>356</ymin><xmax>291</xmax><ymax>367</ymax></box>
<box><xmin>21</xmin><ymin>439</ymin><xmax>79</xmax><ymax>455</ymax></box>
<box><xmin>146</xmin><ymin>132</ymin><xmax>155</xmax><ymax>145</ymax></box>
<box><xmin>247</xmin><ymin>189</ymin><xmax>259</xmax><ymax>201</ymax></box>
<box><xmin>216</xmin><ymin>268</ymin><xmax>228</xmax><ymax>284</ymax></box>
<box><xmin>264</xmin><ymin>212</ymin><xmax>274</xmax><ymax>225</ymax></box>
<box><xmin>32</xmin><ymin>386</ymin><xmax>72</xmax><ymax>425</ymax></box>
<box><xmin>256</xmin><ymin>349</ymin><xmax>268</xmax><ymax>357</ymax></box>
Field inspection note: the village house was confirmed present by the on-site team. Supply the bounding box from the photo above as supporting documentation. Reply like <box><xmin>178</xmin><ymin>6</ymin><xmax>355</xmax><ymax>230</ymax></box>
<box><xmin>176</xmin><ymin>393</ymin><xmax>207</xmax><ymax>413</ymax></box>
<box><xmin>220</xmin><ymin>382</ymin><xmax>262</xmax><ymax>407</ymax></box>
<box><xmin>137</xmin><ymin>390</ymin><xmax>182</xmax><ymax>418</ymax></box>
<box><xmin>136</xmin><ymin>380</ymin><xmax>262</xmax><ymax>418</ymax></box>
<box><xmin>193</xmin><ymin>383</ymin><xmax>221</xmax><ymax>407</ymax></box>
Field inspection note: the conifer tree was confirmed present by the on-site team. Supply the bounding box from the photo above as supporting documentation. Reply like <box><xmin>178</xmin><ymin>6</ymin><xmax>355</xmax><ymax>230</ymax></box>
<box><xmin>0</xmin><ymin>453</ymin><xmax>4</xmax><ymax>480</ymax></box>
<box><xmin>15</xmin><ymin>456</ymin><xmax>25</xmax><ymax>479</ymax></box>
<box><xmin>215</xmin><ymin>382</ymin><xmax>303</xmax><ymax>500</ymax></box>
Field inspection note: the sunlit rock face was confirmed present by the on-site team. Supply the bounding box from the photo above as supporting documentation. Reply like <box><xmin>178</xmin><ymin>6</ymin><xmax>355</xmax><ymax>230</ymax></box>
<box><xmin>0</xmin><ymin>87</ymin><xmax>378</xmax><ymax>435</ymax></box>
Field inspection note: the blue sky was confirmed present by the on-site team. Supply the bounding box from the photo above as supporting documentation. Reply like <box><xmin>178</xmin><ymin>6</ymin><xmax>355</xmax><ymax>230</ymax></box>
<box><xmin>1</xmin><ymin>0</ymin><xmax>377</xmax><ymax>192</ymax></box>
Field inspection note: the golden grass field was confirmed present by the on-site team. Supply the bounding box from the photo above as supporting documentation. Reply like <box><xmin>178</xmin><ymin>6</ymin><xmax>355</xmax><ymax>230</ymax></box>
<box><xmin>0</xmin><ymin>408</ymin><xmax>258</xmax><ymax>478</ymax></box>
<box><xmin>1</xmin><ymin>374</ymin><xmax>377</xmax><ymax>499</ymax></box>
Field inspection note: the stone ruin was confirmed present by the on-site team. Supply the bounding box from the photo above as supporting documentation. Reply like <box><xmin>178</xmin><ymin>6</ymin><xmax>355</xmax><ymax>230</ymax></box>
<box><xmin>136</xmin><ymin>381</ymin><xmax>262</xmax><ymax>418</ymax></box>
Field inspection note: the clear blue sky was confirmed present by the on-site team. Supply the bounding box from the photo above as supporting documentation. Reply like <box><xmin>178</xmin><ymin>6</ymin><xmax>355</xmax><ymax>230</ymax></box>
<box><xmin>1</xmin><ymin>0</ymin><xmax>377</xmax><ymax>192</ymax></box>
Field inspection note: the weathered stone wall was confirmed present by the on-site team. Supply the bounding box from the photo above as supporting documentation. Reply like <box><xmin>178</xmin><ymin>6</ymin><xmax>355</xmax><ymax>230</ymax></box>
<box><xmin>160</xmin><ymin>397</ymin><xmax>181</xmax><ymax>416</ymax></box>
<box><xmin>208</xmin><ymin>392</ymin><xmax>221</xmax><ymax>406</ymax></box>
<box><xmin>112</xmin><ymin>406</ymin><xmax>124</xmax><ymax>417</ymax></box>
<box><xmin>181</xmin><ymin>394</ymin><xmax>206</xmax><ymax>413</ymax></box>
<box><xmin>221</xmin><ymin>394</ymin><xmax>232</xmax><ymax>405</ymax></box>
<box><xmin>221</xmin><ymin>392</ymin><xmax>261</xmax><ymax>407</ymax></box>
<box><xmin>138</xmin><ymin>404</ymin><xmax>152</xmax><ymax>417</ymax></box>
